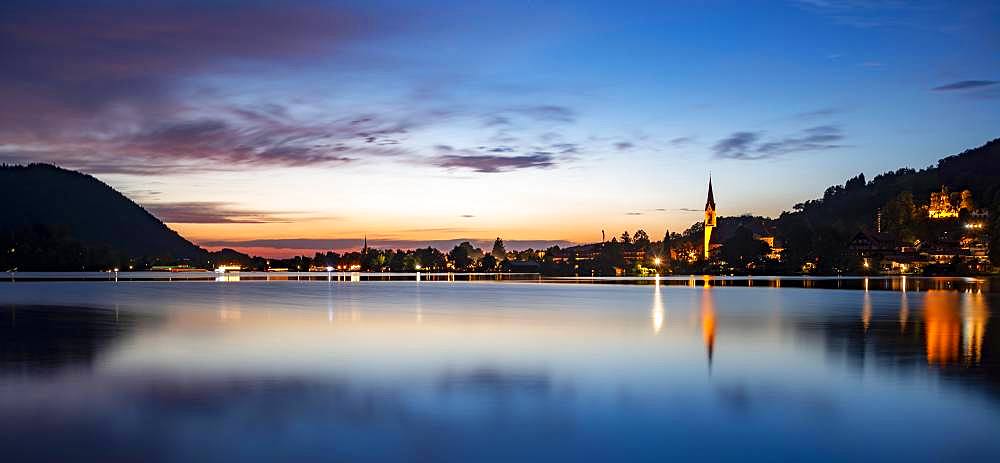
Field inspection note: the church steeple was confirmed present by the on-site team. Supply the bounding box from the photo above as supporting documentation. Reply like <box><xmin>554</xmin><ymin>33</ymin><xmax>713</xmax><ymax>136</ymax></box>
<box><xmin>703</xmin><ymin>176</ymin><xmax>716</xmax><ymax>259</ymax></box>
<box><xmin>705</xmin><ymin>176</ymin><xmax>716</xmax><ymax>211</ymax></box>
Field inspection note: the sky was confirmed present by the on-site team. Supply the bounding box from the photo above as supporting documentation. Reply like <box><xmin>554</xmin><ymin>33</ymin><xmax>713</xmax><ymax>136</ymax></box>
<box><xmin>1</xmin><ymin>0</ymin><xmax>998</xmax><ymax>257</ymax></box>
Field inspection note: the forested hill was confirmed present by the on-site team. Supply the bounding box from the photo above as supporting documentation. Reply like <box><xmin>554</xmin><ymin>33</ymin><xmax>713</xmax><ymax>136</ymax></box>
<box><xmin>772</xmin><ymin>138</ymin><xmax>1000</xmax><ymax>270</ymax></box>
<box><xmin>1</xmin><ymin>163</ymin><xmax>207</xmax><ymax>270</ymax></box>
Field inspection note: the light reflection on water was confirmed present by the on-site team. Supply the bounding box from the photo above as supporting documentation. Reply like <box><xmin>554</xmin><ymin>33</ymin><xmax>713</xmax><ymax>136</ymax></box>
<box><xmin>0</xmin><ymin>280</ymin><xmax>998</xmax><ymax>462</ymax></box>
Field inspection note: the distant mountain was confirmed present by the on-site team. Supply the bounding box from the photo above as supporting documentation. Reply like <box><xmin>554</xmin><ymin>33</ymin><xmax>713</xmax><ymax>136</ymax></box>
<box><xmin>1</xmin><ymin>163</ymin><xmax>207</xmax><ymax>270</ymax></box>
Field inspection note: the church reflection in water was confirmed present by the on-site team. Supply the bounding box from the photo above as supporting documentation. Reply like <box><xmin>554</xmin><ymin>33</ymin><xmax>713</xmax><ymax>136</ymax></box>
<box><xmin>701</xmin><ymin>282</ymin><xmax>716</xmax><ymax>368</ymax></box>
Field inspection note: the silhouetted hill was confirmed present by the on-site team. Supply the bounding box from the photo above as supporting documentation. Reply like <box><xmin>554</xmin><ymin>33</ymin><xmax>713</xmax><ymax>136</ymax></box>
<box><xmin>1</xmin><ymin>163</ymin><xmax>207</xmax><ymax>270</ymax></box>
<box><xmin>770</xmin><ymin>138</ymin><xmax>1000</xmax><ymax>271</ymax></box>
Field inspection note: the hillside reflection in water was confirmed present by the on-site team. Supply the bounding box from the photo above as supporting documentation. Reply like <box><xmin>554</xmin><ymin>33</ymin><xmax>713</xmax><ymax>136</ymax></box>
<box><xmin>0</xmin><ymin>279</ymin><xmax>997</xmax><ymax>462</ymax></box>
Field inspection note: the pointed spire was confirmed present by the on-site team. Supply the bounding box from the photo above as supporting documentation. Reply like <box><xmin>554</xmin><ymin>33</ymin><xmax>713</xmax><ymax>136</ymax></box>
<box><xmin>705</xmin><ymin>175</ymin><xmax>716</xmax><ymax>211</ymax></box>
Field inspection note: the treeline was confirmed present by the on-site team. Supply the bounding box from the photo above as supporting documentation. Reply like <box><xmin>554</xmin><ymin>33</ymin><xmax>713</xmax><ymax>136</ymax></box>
<box><xmin>212</xmin><ymin>238</ymin><xmax>548</xmax><ymax>273</ymax></box>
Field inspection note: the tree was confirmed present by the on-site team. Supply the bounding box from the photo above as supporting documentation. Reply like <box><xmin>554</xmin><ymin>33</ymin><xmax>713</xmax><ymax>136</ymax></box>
<box><xmin>491</xmin><ymin>237</ymin><xmax>506</xmax><ymax>260</ymax></box>
<box><xmin>449</xmin><ymin>242</ymin><xmax>477</xmax><ymax>270</ymax></box>
<box><xmin>633</xmin><ymin>229</ymin><xmax>650</xmax><ymax>247</ymax></box>
<box><xmin>414</xmin><ymin>246</ymin><xmax>445</xmax><ymax>270</ymax></box>
<box><xmin>620</xmin><ymin>231</ymin><xmax>632</xmax><ymax>245</ymax></box>
<box><xmin>479</xmin><ymin>254</ymin><xmax>497</xmax><ymax>271</ymax></box>
<box><xmin>881</xmin><ymin>191</ymin><xmax>920</xmax><ymax>243</ymax></box>
<box><xmin>845</xmin><ymin>172</ymin><xmax>866</xmax><ymax>190</ymax></box>
<box><xmin>721</xmin><ymin>226</ymin><xmax>769</xmax><ymax>271</ymax></box>
<box><xmin>660</xmin><ymin>230</ymin><xmax>672</xmax><ymax>267</ymax></box>
<box><xmin>596</xmin><ymin>240</ymin><xmax>625</xmax><ymax>275</ymax></box>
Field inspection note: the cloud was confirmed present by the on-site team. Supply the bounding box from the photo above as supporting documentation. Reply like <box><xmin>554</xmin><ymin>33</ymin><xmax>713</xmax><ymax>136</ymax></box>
<box><xmin>793</xmin><ymin>107</ymin><xmax>841</xmax><ymax>119</ymax></box>
<box><xmin>0</xmin><ymin>1</ymin><xmax>378</xmax><ymax>109</ymax></box>
<box><xmin>625</xmin><ymin>212</ymin><xmax>643</xmax><ymax>216</ymax></box>
<box><xmin>792</xmin><ymin>0</ymin><xmax>946</xmax><ymax>29</ymax></box>
<box><xmin>508</xmin><ymin>105</ymin><xmax>576</xmax><ymax>123</ymax></box>
<box><xmin>430</xmin><ymin>154</ymin><xmax>555</xmax><ymax>173</ymax></box>
<box><xmin>0</xmin><ymin>1</ymin><xmax>423</xmax><ymax>174</ymax></box>
<box><xmin>460</xmin><ymin>214</ymin><xmax>476</xmax><ymax>218</ymax></box>
<box><xmin>712</xmin><ymin>132</ymin><xmax>760</xmax><ymax>158</ymax></box>
<box><xmin>550</xmin><ymin>143</ymin><xmax>580</xmax><ymax>154</ymax></box>
<box><xmin>713</xmin><ymin>126</ymin><xmax>846</xmax><ymax>160</ymax></box>
<box><xmin>669</xmin><ymin>136</ymin><xmax>695</xmax><ymax>146</ymax></box>
<box><xmin>932</xmin><ymin>80</ymin><xmax>998</xmax><ymax>91</ymax></box>
<box><xmin>143</xmin><ymin>202</ymin><xmax>299</xmax><ymax>224</ymax></box>
<box><xmin>0</xmin><ymin>106</ymin><xmax>425</xmax><ymax>174</ymax></box>
<box><xmin>614</xmin><ymin>142</ymin><xmax>635</xmax><ymax>151</ymax></box>
<box><xmin>0</xmin><ymin>2</ymin><xmax>604</xmax><ymax>176</ymax></box>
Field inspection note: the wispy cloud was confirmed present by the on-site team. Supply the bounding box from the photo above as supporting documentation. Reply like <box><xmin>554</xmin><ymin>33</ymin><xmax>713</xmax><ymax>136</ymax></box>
<box><xmin>508</xmin><ymin>105</ymin><xmax>576</xmax><ymax>123</ymax></box>
<box><xmin>713</xmin><ymin>132</ymin><xmax>760</xmax><ymax>159</ymax></box>
<box><xmin>713</xmin><ymin>126</ymin><xmax>846</xmax><ymax>160</ymax></box>
<box><xmin>792</xmin><ymin>0</ymin><xmax>949</xmax><ymax>29</ymax></box>
<box><xmin>430</xmin><ymin>154</ymin><xmax>555</xmax><ymax>173</ymax></box>
<box><xmin>793</xmin><ymin>107</ymin><xmax>841</xmax><ymax>119</ymax></box>
<box><xmin>144</xmin><ymin>202</ymin><xmax>303</xmax><ymax>224</ymax></box>
<box><xmin>669</xmin><ymin>136</ymin><xmax>695</xmax><ymax>147</ymax></box>
<box><xmin>0</xmin><ymin>2</ymin><xmax>594</xmax><ymax>176</ymax></box>
<box><xmin>0</xmin><ymin>1</ymin><xmax>418</xmax><ymax>174</ymax></box>
<box><xmin>932</xmin><ymin>80</ymin><xmax>998</xmax><ymax>91</ymax></box>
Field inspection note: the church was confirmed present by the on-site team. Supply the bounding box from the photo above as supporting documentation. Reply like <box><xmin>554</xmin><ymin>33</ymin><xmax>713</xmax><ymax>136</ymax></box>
<box><xmin>699</xmin><ymin>176</ymin><xmax>783</xmax><ymax>262</ymax></box>
<box><xmin>704</xmin><ymin>176</ymin><xmax>717</xmax><ymax>259</ymax></box>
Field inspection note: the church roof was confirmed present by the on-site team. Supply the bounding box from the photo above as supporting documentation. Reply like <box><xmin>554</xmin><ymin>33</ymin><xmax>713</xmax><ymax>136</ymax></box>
<box><xmin>705</xmin><ymin>177</ymin><xmax>716</xmax><ymax>210</ymax></box>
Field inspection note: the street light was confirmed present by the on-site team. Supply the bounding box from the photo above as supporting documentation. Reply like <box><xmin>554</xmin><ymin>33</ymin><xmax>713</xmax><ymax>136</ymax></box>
<box><xmin>653</xmin><ymin>257</ymin><xmax>662</xmax><ymax>266</ymax></box>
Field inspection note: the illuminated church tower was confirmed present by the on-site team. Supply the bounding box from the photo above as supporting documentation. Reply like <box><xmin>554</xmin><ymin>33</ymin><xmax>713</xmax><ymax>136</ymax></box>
<box><xmin>704</xmin><ymin>176</ymin><xmax>716</xmax><ymax>259</ymax></box>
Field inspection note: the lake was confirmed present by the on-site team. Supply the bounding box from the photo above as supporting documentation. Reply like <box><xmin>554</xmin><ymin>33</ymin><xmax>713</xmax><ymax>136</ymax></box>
<box><xmin>1</xmin><ymin>277</ymin><xmax>998</xmax><ymax>462</ymax></box>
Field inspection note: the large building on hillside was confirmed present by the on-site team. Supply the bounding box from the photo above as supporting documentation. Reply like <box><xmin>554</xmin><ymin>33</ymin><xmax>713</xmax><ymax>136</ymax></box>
<box><xmin>928</xmin><ymin>185</ymin><xmax>974</xmax><ymax>219</ymax></box>
<box><xmin>850</xmin><ymin>185</ymin><xmax>992</xmax><ymax>273</ymax></box>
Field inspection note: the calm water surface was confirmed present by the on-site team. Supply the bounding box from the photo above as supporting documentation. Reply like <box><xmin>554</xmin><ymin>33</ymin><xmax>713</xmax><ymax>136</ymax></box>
<box><xmin>1</xmin><ymin>279</ymin><xmax>998</xmax><ymax>462</ymax></box>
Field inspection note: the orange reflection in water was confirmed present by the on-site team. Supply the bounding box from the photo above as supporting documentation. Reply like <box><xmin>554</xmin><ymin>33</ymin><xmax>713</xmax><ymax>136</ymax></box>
<box><xmin>924</xmin><ymin>291</ymin><xmax>961</xmax><ymax>366</ymax></box>
<box><xmin>701</xmin><ymin>286</ymin><xmax>716</xmax><ymax>366</ymax></box>
<box><xmin>962</xmin><ymin>291</ymin><xmax>989</xmax><ymax>366</ymax></box>
<box><xmin>862</xmin><ymin>290</ymin><xmax>872</xmax><ymax>333</ymax></box>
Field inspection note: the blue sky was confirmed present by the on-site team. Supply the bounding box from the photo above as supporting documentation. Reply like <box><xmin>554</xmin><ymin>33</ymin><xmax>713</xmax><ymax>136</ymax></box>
<box><xmin>1</xmin><ymin>0</ymin><xmax>997</xmax><ymax>255</ymax></box>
